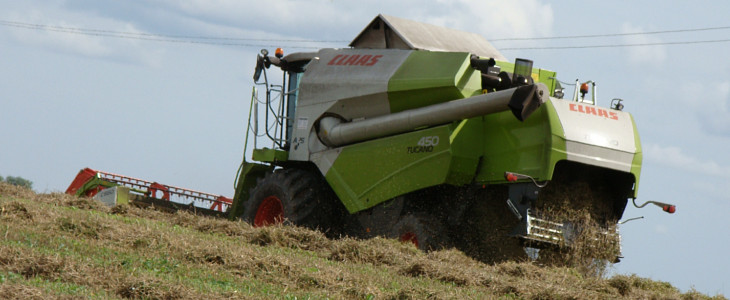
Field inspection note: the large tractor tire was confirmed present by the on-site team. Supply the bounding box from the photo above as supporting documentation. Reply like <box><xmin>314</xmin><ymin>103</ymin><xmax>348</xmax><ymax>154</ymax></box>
<box><xmin>389</xmin><ymin>213</ymin><xmax>448</xmax><ymax>251</ymax></box>
<box><xmin>243</xmin><ymin>168</ymin><xmax>343</xmax><ymax>236</ymax></box>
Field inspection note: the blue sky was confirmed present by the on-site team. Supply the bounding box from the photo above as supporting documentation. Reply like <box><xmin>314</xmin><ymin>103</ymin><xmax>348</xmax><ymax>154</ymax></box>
<box><xmin>1</xmin><ymin>0</ymin><xmax>728</xmax><ymax>296</ymax></box>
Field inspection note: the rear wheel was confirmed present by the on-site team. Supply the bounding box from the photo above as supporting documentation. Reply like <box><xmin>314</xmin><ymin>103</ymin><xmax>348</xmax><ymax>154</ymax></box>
<box><xmin>243</xmin><ymin>168</ymin><xmax>343</xmax><ymax>236</ymax></box>
<box><xmin>390</xmin><ymin>213</ymin><xmax>448</xmax><ymax>251</ymax></box>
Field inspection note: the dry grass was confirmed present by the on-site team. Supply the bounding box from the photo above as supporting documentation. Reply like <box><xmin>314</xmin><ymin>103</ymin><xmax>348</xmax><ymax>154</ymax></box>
<box><xmin>0</xmin><ymin>182</ymin><xmax>725</xmax><ymax>299</ymax></box>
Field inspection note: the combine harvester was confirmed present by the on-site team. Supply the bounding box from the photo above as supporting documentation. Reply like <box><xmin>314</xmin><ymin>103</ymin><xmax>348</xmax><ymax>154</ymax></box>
<box><xmin>67</xmin><ymin>14</ymin><xmax>675</xmax><ymax>262</ymax></box>
<box><xmin>231</xmin><ymin>14</ymin><xmax>676</xmax><ymax>261</ymax></box>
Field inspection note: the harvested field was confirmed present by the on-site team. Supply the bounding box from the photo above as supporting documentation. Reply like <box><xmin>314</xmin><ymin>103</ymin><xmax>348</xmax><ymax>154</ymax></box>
<box><xmin>0</xmin><ymin>182</ymin><xmax>724</xmax><ymax>299</ymax></box>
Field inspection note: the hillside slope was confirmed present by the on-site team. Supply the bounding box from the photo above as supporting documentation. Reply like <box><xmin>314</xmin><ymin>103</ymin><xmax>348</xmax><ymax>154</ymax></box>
<box><xmin>0</xmin><ymin>183</ymin><xmax>724</xmax><ymax>299</ymax></box>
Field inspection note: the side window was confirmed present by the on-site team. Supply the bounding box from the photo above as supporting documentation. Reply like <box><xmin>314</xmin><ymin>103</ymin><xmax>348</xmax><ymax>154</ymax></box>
<box><xmin>285</xmin><ymin>71</ymin><xmax>303</xmax><ymax>145</ymax></box>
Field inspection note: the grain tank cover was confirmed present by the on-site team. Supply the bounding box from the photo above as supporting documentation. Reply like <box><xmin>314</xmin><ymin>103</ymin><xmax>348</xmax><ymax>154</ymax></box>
<box><xmin>350</xmin><ymin>14</ymin><xmax>507</xmax><ymax>61</ymax></box>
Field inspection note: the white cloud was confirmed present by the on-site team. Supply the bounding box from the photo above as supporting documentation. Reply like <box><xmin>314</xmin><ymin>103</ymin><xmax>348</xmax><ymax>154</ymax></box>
<box><xmin>621</xmin><ymin>23</ymin><xmax>667</xmax><ymax>65</ymax></box>
<box><xmin>687</xmin><ymin>180</ymin><xmax>730</xmax><ymax>202</ymax></box>
<box><xmin>0</xmin><ymin>5</ymin><xmax>164</xmax><ymax>66</ymax></box>
<box><xmin>428</xmin><ymin>0</ymin><xmax>554</xmax><ymax>39</ymax></box>
<box><xmin>149</xmin><ymin>0</ymin><xmax>356</xmax><ymax>40</ymax></box>
<box><xmin>2</xmin><ymin>0</ymin><xmax>555</xmax><ymax>62</ymax></box>
<box><xmin>645</xmin><ymin>143</ymin><xmax>730</xmax><ymax>179</ymax></box>
<box><xmin>644</xmin><ymin>143</ymin><xmax>730</xmax><ymax>202</ymax></box>
<box><xmin>678</xmin><ymin>80</ymin><xmax>730</xmax><ymax>135</ymax></box>
<box><xmin>144</xmin><ymin>0</ymin><xmax>554</xmax><ymax>50</ymax></box>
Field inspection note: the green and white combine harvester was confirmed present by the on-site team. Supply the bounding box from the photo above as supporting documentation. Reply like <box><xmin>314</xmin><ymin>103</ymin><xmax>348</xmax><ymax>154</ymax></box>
<box><xmin>231</xmin><ymin>14</ymin><xmax>675</xmax><ymax>261</ymax></box>
<box><xmin>67</xmin><ymin>14</ymin><xmax>674</xmax><ymax>262</ymax></box>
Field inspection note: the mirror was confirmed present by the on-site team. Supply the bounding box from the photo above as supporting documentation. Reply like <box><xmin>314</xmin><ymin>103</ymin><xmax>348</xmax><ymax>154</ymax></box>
<box><xmin>253</xmin><ymin>54</ymin><xmax>264</xmax><ymax>82</ymax></box>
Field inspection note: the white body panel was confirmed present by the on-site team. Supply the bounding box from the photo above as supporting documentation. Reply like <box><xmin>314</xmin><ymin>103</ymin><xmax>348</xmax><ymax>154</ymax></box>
<box><xmin>551</xmin><ymin>99</ymin><xmax>638</xmax><ymax>172</ymax></box>
<box><xmin>289</xmin><ymin>48</ymin><xmax>412</xmax><ymax>161</ymax></box>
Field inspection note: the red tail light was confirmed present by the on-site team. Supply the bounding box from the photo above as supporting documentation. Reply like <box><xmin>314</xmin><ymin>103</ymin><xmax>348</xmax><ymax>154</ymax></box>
<box><xmin>633</xmin><ymin>199</ymin><xmax>677</xmax><ymax>214</ymax></box>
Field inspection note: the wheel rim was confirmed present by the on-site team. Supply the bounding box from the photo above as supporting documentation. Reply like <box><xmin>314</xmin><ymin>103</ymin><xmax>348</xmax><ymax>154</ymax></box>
<box><xmin>400</xmin><ymin>232</ymin><xmax>419</xmax><ymax>248</ymax></box>
<box><xmin>254</xmin><ymin>196</ymin><xmax>284</xmax><ymax>227</ymax></box>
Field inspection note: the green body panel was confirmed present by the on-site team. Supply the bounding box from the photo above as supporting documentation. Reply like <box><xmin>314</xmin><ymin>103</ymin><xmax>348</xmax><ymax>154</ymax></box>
<box><xmin>115</xmin><ymin>187</ymin><xmax>131</xmax><ymax>205</ymax></box>
<box><xmin>630</xmin><ymin>114</ymin><xmax>643</xmax><ymax>197</ymax></box>
<box><xmin>110</xmin><ymin>186</ymin><xmax>131</xmax><ymax>205</ymax></box>
<box><xmin>475</xmin><ymin>99</ymin><xmax>567</xmax><ymax>183</ymax></box>
<box><xmin>229</xmin><ymin>162</ymin><xmax>274</xmax><ymax>219</ymax></box>
<box><xmin>538</xmin><ymin>69</ymin><xmax>558</xmax><ymax>97</ymax></box>
<box><xmin>325</xmin><ymin>125</ymin><xmax>455</xmax><ymax>213</ymax></box>
<box><xmin>252</xmin><ymin>148</ymin><xmax>289</xmax><ymax>163</ymax></box>
<box><xmin>387</xmin><ymin>52</ymin><xmax>482</xmax><ymax>113</ymax></box>
<box><xmin>445</xmin><ymin>119</ymin><xmax>483</xmax><ymax>184</ymax></box>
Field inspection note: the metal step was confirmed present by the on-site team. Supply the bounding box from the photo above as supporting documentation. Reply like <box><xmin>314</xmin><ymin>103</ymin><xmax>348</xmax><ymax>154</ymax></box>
<box><xmin>525</xmin><ymin>214</ymin><xmax>566</xmax><ymax>245</ymax></box>
<box><xmin>518</xmin><ymin>210</ymin><xmax>621</xmax><ymax>251</ymax></box>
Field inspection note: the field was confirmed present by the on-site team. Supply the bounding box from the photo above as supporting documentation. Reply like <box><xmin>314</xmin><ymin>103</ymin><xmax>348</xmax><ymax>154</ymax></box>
<box><xmin>0</xmin><ymin>182</ymin><xmax>724</xmax><ymax>299</ymax></box>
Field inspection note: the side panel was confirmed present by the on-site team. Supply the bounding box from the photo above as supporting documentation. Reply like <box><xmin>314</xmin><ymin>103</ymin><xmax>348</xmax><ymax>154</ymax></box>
<box><xmin>538</xmin><ymin>69</ymin><xmax>558</xmax><ymax>97</ymax></box>
<box><xmin>387</xmin><ymin>51</ymin><xmax>482</xmax><ymax>112</ymax></box>
<box><xmin>289</xmin><ymin>49</ymin><xmax>412</xmax><ymax>161</ymax></box>
<box><xmin>551</xmin><ymin>99</ymin><xmax>638</xmax><ymax>173</ymax></box>
<box><xmin>93</xmin><ymin>186</ymin><xmax>130</xmax><ymax>207</ymax></box>
<box><xmin>630</xmin><ymin>113</ymin><xmax>643</xmax><ymax>197</ymax></box>
<box><xmin>321</xmin><ymin>125</ymin><xmax>454</xmax><ymax>213</ymax></box>
<box><xmin>475</xmin><ymin>99</ymin><xmax>566</xmax><ymax>183</ymax></box>
<box><xmin>314</xmin><ymin>118</ymin><xmax>485</xmax><ymax>214</ymax></box>
<box><xmin>297</xmin><ymin>48</ymin><xmax>411</xmax><ymax>109</ymax></box>
<box><xmin>473</xmin><ymin>98</ymin><xmax>641</xmax><ymax>189</ymax></box>
<box><xmin>445</xmin><ymin>118</ymin><xmax>483</xmax><ymax>184</ymax></box>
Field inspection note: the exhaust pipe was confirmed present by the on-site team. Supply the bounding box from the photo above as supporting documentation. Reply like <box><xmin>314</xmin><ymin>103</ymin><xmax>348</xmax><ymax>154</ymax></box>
<box><xmin>317</xmin><ymin>83</ymin><xmax>549</xmax><ymax>147</ymax></box>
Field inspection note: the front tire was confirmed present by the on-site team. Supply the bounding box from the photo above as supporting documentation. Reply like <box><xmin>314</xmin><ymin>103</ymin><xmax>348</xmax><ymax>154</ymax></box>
<box><xmin>243</xmin><ymin>168</ymin><xmax>342</xmax><ymax>236</ymax></box>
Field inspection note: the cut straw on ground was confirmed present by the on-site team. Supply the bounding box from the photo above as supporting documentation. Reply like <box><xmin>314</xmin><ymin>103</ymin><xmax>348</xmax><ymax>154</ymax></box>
<box><xmin>0</xmin><ymin>182</ymin><xmax>725</xmax><ymax>299</ymax></box>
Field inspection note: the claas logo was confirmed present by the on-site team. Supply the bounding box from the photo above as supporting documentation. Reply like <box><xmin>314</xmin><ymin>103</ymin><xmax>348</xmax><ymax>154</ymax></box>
<box><xmin>327</xmin><ymin>54</ymin><xmax>383</xmax><ymax>66</ymax></box>
<box><xmin>569</xmin><ymin>103</ymin><xmax>619</xmax><ymax>120</ymax></box>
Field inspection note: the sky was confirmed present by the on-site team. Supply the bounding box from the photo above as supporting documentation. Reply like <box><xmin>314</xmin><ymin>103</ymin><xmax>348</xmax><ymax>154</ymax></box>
<box><xmin>1</xmin><ymin>0</ymin><xmax>729</xmax><ymax>296</ymax></box>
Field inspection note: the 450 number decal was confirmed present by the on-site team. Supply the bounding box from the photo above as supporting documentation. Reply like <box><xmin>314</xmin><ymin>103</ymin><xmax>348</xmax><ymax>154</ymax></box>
<box><xmin>407</xmin><ymin>136</ymin><xmax>440</xmax><ymax>154</ymax></box>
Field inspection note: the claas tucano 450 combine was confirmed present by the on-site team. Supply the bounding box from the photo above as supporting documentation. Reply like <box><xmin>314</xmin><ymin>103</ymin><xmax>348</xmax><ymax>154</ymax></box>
<box><xmin>228</xmin><ymin>14</ymin><xmax>674</xmax><ymax>262</ymax></box>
